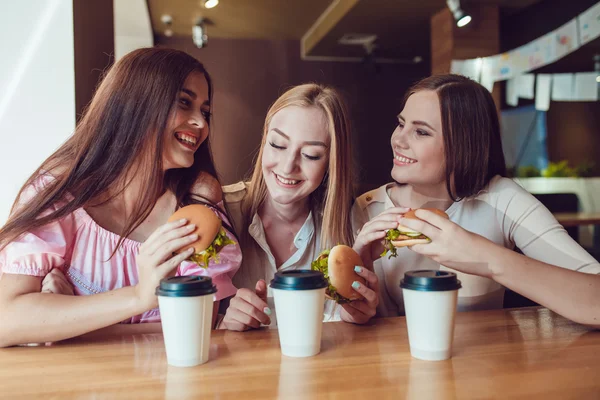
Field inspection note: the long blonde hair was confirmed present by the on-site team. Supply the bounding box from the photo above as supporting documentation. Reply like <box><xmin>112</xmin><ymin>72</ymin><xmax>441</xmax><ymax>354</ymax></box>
<box><xmin>241</xmin><ymin>83</ymin><xmax>355</xmax><ymax>249</ymax></box>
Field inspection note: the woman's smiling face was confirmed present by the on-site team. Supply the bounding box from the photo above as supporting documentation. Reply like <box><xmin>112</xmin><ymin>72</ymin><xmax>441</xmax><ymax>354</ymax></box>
<box><xmin>261</xmin><ymin>105</ymin><xmax>330</xmax><ymax>207</ymax></box>
<box><xmin>390</xmin><ymin>90</ymin><xmax>446</xmax><ymax>187</ymax></box>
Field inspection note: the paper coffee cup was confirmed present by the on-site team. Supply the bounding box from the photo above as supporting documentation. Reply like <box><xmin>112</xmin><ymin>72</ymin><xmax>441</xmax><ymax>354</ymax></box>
<box><xmin>156</xmin><ymin>276</ymin><xmax>217</xmax><ymax>367</ymax></box>
<box><xmin>270</xmin><ymin>270</ymin><xmax>328</xmax><ymax>358</ymax></box>
<box><xmin>400</xmin><ymin>270</ymin><xmax>461</xmax><ymax>361</ymax></box>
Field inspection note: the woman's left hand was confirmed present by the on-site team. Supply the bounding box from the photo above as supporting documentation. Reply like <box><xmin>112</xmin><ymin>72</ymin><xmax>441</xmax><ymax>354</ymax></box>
<box><xmin>398</xmin><ymin>209</ymin><xmax>493</xmax><ymax>277</ymax></box>
<box><xmin>41</xmin><ymin>268</ymin><xmax>74</xmax><ymax>295</ymax></box>
<box><xmin>340</xmin><ymin>266</ymin><xmax>379</xmax><ymax>324</ymax></box>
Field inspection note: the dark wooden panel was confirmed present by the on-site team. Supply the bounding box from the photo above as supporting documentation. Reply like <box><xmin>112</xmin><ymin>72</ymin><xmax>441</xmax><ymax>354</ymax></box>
<box><xmin>73</xmin><ymin>0</ymin><xmax>115</xmax><ymax>121</ymax></box>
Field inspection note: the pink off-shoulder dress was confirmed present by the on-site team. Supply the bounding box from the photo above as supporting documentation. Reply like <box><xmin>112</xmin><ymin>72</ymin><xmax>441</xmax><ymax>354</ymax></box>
<box><xmin>0</xmin><ymin>174</ymin><xmax>242</xmax><ymax>323</ymax></box>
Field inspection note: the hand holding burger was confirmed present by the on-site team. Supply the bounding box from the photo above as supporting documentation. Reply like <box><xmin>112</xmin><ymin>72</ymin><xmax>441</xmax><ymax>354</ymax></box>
<box><xmin>311</xmin><ymin>245</ymin><xmax>379</xmax><ymax>324</ymax></box>
<box><xmin>352</xmin><ymin>206</ymin><xmax>411</xmax><ymax>269</ymax></box>
<box><xmin>311</xmin><ymin>245</ymin><xmax>366</xmax><ymax>303</ymax></box>
<box><xmin>381</xmin><ymin>208</ymin><xmax>449</xmax><ymax>258</ymax></box>
<box><xmin>135</xmin><ymin>218</ymin><xmax>202</xmax><ymax>310</ymax></box>
<box><xmin>167</xmin><ymin>204</ymin><xmax>236</xmax><ymax>268</ymax></box>
<box><xmin>397</xmin><ymin>208</ymin><xmax>492</xmax><ymax>276</ymax></box>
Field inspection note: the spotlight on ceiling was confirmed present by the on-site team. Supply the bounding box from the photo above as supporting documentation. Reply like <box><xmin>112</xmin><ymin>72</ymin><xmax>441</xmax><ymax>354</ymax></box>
<box><xmin>193</xmin><ymin>18</ymin><xmax>208</xmax><ymax>48</ymax></box>
<box><xmin>456</xmin><ymin>13</ymin><xmax>472</xmax><ymax>28</ymax></box>
<box><xmin>202</xmin><ymin>0</ymin><xmax>219</xmax><ymax>9</ymax></box>
<box><xmin>160</xmin><ymin>14</ymin><xmax>173</xmax><ymax>37</ymax></box>
<box><xmin>447</xmin><ymin>0</ymin><xmax>471</xmax><ymax>28</ymax></box>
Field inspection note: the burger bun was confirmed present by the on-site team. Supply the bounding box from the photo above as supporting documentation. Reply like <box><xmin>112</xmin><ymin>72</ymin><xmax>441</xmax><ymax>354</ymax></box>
<box><xmin>391</xmin><ymin>208</ymin><xmax>449</xmax><ymax>248</ymax></box>
<box><xmin>328</xmin><ymin>245</ymin><xmax>366</xmax><ymax>301</ymax></box>
<box><xmin>167</xmin><ymin>204</ymin><xmax>221</xmax><ymax>254</ymax></box>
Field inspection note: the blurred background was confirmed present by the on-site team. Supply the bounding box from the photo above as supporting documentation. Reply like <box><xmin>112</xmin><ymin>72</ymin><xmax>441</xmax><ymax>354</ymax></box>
<box><xmin>1</xmin><ymin>0</ymin><xmax>599</xmax><ymax>254</ymax></box>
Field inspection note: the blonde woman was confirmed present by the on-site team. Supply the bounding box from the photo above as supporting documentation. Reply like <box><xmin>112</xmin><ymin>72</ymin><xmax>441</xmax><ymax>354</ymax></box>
<box><xmin>218</xmin><ymin>84</ymin><xmax>379</xmax><ymax>330</ymax></box>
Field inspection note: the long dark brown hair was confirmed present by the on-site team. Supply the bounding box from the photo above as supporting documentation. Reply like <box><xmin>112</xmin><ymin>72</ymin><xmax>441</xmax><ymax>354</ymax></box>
<box><xmin>403</xmin><ymin>74</ymin><xmax>506</xmax><ymax>201</ymax></box>
<box><xmin>0</xmin><ymin>47</ymin><xmax>221</xmax><ymax>251</ymax></box>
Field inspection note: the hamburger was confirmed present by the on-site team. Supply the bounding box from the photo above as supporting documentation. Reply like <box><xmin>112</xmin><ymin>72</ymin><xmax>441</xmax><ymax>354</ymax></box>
<box><xmin>311</xmin><ymin>245</ymin><xmax>367</xmax><ymax>304</ymax></box>
<box><xmin>167</xmin><ymin>204</ymin><xmax>235</xmax><ymax>268</ymax></box>
<box><xmin>381</xmin><ymin>208</ymin><xmax>449</xmax><ymax>258</ymax></box>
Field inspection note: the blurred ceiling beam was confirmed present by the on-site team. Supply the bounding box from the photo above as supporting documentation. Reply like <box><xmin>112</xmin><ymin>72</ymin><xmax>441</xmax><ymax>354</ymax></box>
<box><xmin>301</xmin><ymin>0</ymin><xmax>359</xmax><ymax>59</ymax></box>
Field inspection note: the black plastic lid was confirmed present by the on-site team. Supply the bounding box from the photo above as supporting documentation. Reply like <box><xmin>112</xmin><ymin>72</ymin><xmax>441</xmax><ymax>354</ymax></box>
<box><xmin>400</xmin><ymin>270</ymin><xmax>462</xmax><ymax>292</ymax></box>
<box><xmin>155</xmin><ymin>276</ymin><xmax>217</xmax><ymax>297</ymax></box>
<box><xmin>270</xmin><ymin>270</ymin><xmax>328</xmax><ymax>291</ymax></box>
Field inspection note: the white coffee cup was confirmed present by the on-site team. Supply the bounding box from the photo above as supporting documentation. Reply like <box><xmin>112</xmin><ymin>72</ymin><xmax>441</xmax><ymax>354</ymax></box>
<box><xmin>270</xmin><ymin>270</ymin><xmax>328</xmax><ymax>357</ymax></box>
<box><xmin>156</xmin><ymin>276</ymin><xmax>217</xmax><ymax>367</ymax></box>
<box><xmin>401</xmin><ymin>270</ymin><xmax>461</xmax><ymax>361</ymax></box>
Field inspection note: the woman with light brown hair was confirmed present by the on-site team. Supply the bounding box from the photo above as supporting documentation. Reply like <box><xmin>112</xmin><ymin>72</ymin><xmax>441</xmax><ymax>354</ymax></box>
<box><xmin>219</xmin><ymin>83</ymin><xmax>380</xmax><ymax>330</ymax></box>
<box><xmin>0</xmin><ymin>48</ymin><xmax>242</xmax><ymax>347</ymax></box>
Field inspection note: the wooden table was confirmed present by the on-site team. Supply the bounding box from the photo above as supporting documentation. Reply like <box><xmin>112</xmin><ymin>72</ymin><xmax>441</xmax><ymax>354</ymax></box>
<box><xmin>554</xmin><ymin>212</ymin><xmax>600</xmax><ymax>227</ymax></box>
<box><xmin>1</xmin><ymin>307</ymin><xmax>599</xmax><ymax>399</ymax></box>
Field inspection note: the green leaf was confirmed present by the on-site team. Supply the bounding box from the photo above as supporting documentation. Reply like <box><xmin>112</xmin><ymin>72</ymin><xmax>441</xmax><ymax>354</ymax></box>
<box><xmin>188</xmin><ymin>228</ymin><xmax>236</xmax><ymax>268</ymax></box>
<box><xmin>380</xmin><ymin>229</ymin><xmax>400</xmax><ymax>259</ymax></box>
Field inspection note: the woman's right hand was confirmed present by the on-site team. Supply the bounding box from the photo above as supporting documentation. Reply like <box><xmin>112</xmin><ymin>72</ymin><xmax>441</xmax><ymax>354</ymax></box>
<box><xmin>219</xmin><ymin>280</ymin><xmax>271</xmax><ymax>331</ymax></box>
<box><xmin>134</xmin><ymin>218</ymin><xmax>199</xmax><ymax>311</ymax></box>
<box><xmin>353</xmin><ymin>207</ymin><xmax>410</xmax><ymax>267</ymax></box>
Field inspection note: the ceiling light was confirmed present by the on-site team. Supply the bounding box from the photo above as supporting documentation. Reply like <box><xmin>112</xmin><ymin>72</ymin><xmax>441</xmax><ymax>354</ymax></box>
<box><xmin>457</xmin><ymin>14</ymin><xmax>471</xmax><ymax>28</ymax></box>
<box><xmin>160</xmin><ymin>14</ymin><xmax>173</xmax><ymax>37</ymax></box>
<box><xmin>202</xmin><ymin>0</ymin><xmax>219</xmax><ymax>9</ymax></box>
<box><xmin>193</xmin><ymin>18</ymin><xmax>208</xmax><ymax>48</ymax></box>
<box><xmin>447</xmin><ymin>0</ymin><xmax>471</xmax><ymax>28</ymax></box>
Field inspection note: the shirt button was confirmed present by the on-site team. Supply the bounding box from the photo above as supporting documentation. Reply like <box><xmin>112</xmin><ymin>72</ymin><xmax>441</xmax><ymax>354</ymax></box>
<box><xmin>366</xmin><ymin>195</ymin><xmax>372</xmax><ymax>202</ymax></box>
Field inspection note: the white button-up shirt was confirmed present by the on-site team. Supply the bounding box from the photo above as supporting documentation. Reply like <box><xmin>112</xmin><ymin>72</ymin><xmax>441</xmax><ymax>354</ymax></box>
<box><xmin>224</xmin><ymin>182</ymin><xmax>341</xmax><ymax>326</ymax></box>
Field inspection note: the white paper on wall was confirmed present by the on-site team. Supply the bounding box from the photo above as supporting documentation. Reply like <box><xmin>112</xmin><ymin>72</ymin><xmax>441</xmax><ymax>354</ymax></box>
<box><xmin>553</xmin><ymin>19</ymin><xmax>580</xmax><ymax>61</ymax></box>
<box><xmin>506</xmin><ymin>77</ymin><xmax>519</xmax><ymax>106</ymax></box>
<box><xmin>450</xmin><ymin>60</ymin><xmax>464</xmax><ymax>74</ymax></box>
<box><xmin>551</xmin><ymin>73</ymin><xmax>574</xmax><ymax>101</ymax></box>
<box><xmin>573</xmin><ymin>72</ymin><xmax>599</xmax><ymax>101</ymax></box>
<box><xmin>511</xmin><ymin>33</ymin><xmax>553</xmax><ymax>76</ymax></box>
<box><xmin>578</xmin><ymin>2</ymin><xmax>600</xmax><ymax>45</ymax></box>
<box><xmin>451</xmin><ymin>11</ymin><xmax>589</xmax><ymax>86</ymax></box>
<box><xmin>517</xmin><ymin>74</ymin><xmax>535</xmax><ymax>99</ymax></box>
<box><xmin>486</xmin><ymin>53</ymin><xmax>513</xmax><ymax>82</ymax></box>
<box><xmin>535</xmin><ymin>74</ymin><xmax>552</xmax><ymax>111</ymax></box>
<box><xmin>480</xmin><ymin>58</ymin><xmax>496</xmax><ymax>92</ymax></box>
<box><xmin>450</xmin><ymin>58</ymin><xmax>483</xmax><ymax>82</ymax></box>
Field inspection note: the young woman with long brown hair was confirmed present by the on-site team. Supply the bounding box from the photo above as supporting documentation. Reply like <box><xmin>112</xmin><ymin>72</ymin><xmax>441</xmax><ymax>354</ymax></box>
<box><xmin>353</xmin><ymin>74</ymin><xmax>600</xmax><ymax>326</ymax></box>
<box><xmin>218</xmin><ymin>84</ymin><xmax>380</xmax><ymax>331</ymax></box>
<box><xmin>0</xmin><ymin>48</ymin><xmax>242</xmax><ymax>347</ymax></box>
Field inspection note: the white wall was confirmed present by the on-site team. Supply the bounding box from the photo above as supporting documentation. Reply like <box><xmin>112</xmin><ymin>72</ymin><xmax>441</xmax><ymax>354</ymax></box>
<box><xmin>0</xmin><ymin>0</ymin><xmax>75</xmax><ymax>224</ymax></box>
<box><xmin>113</xmin><ymin>0</ymin><xmax>153</xmax><ymax>61</ymax></box>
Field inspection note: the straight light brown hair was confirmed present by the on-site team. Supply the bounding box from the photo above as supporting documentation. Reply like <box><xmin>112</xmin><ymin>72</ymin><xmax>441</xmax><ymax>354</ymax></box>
<box><xmin>403</xmin><ymin>74</ymin><xmax>506</xmax><ymax>200</ymax></box>
<box><xmin>0</xmin><ymin>47</ymin><xmax>221</xmax><ymax>251</ymax></box>
<box><xmin>242</xmin><ymin>83</ymin><xmax>355</xmax><ymax>248</ymax></box>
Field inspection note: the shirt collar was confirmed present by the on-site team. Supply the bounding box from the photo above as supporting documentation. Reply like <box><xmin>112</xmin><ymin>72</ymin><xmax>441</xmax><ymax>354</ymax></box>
<box><xmin>367</xmin><ymin>182</ymin><xmax>396</xmax><ymax>208</ymax></box>
<box><xmin>248</xmin><ymin>211</ymin><xmax>316</xmax><ymax>250</ymax></box>
<box><xmin>293</xmin><ymin>211</ymin><xmax>315</xmax><ymax>248</ymax></box>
